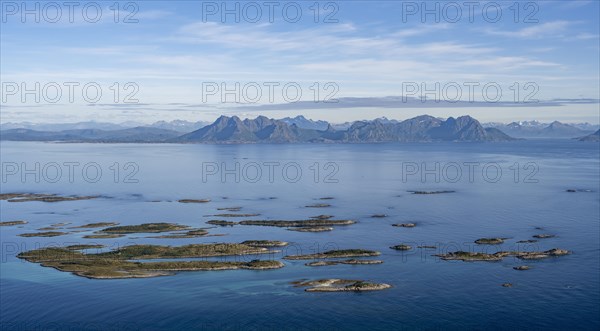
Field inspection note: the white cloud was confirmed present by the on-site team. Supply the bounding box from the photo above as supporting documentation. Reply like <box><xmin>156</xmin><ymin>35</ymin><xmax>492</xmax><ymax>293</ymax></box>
<box><xmin>485</xmin><ymin>21</ymin><xmax>572</xmax><ymax>39</ymax></box>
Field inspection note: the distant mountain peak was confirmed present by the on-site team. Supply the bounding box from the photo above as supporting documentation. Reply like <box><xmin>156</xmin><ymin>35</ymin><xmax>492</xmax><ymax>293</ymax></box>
<box><xmin>2</xmin><ymin>115</ymin><xmax>521</xmax><ymax>143</ymax></box>
<box><xmin>173</xmin><ymin>114</ymin><xmax>514</xmax><ymax>143</ymax></box>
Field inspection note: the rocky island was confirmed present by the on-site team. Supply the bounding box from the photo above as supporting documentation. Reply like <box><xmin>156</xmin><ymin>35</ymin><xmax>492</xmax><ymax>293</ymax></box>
<box><xmin>0</xmin><ymin>193</ymin><xmax>98</xmax><ymax>203</ymax></box>
<box><xmin>65</xmin><ymin>244</ymin><xmax>105</xmax><ymax>250</ymax></box>
<box><xmin>17</xmin><ymin>243</ymin><xmax>283</xmax><ymax>279</ymax></box>
<box><xmin>83</xmin><ymin>233</ymin><xmax>125</xmax><ymax>239</ymax></box>
<box><xmin>213</xmin><ymin>213</ymin><xmax>261</xmax><ymax>217</ymax></box>
<box><xmin>239</xmin><ymin>219</ymin><xmax>355</xmax><ymax>227</ymax></box>
<box><xmin>217</xmin><ymin>207</ymin><xmax>242</xmax><ymax>211</ymax></box>
<box><xmin>241</xmin><ymin>240</ymin><xmax>288</xmax><ymax>247</ymax></box>
<box><xmin>517</xmin><ymin>248</ymin><xmax>569</xmax><ymax>260</ymax></box>
<box><xmin>305</xmin><ymin>203</ymin><xmax>331</xmax><ymax>208</ymax></box>
<box><xmin>37</xmin><ymin>227</ymin><xmax>61</xmax><ymax>231</ymax></box>
<box><xmin>533</xmin><ymin>234</ymin><xmax>556</xmax><ymax>239</ymax></box>
<box><xmin>178</xmin><ymin>199</ymin><xmax>211</xmax><ymax>203</ymax></box>
<box><xmin>100</xmin><ymin>223</ymin><xmax>190</xmax><ymax>234</ymax></box>
<box><xmin>19</xmin><ymin>231</ymin><xmax>68</xmax><ymax>237</ymax></box>
<box><xmin>390</xmin><ymin>244</ymin><xmax>412</xmax><ymax>251</ymax></box>
<box><xmin>287</xmin><ymin>226</ymin><xmax>333</xmax><ymax>232</ymax></box>
<box><xmin>513</xmin><ymin>265</ymin><xmax>530</xmax><ymax>270</ymax></box>
<box><xmin>70</xmin><ymin>222</ymin><xmax>120</xmax><ymax>229</ymax></box>
<box><xmin>0</xmin><ymin>220</ymin><xmax>28</xmax><ymax>226</ymax></box>
<box><xmin>284</xmin><ymin>249</ymin><xmax>380</xmax><ymax>260</ymax></box>
<box><xmin>149</xmin><ymin>229</ymin><xmax>209</xmax><ymax>239</ymax></box>
<box><xmin>293</xmin><ymin>279</ymin><xmax>391</xmax><ymax>292</ymax></box>
<box><xmin>310</xmin><ymin>215</ymin><xmax>334</xmax><ymax>220</ymax></box>
<box><xmin>474</xmin><ymin>238</ymin><xmax>506</xmax><ymax>245</ymax></box>
<box><xmin>436</xmin><ymin>248</ymin><xmax>570</xmax><ymax>262</ymax></box>
<box><xmin>393</xmin><ymin>223</ymin><xmax>416</xmax><ymax>228</ymax></box>
<box><xmin>206</xmin><ymin>220</ymin><xmax>238</xmax><ymax>226</ymax></box>
<box><xmin>408</xmin><ymin>190</ymin><xmax>455</xmax><ymax>195</ymax></box>
<box><xmin>305</xmin><ymin>259</ymin><xmax>383</xmax><ymax>267</ymax></box>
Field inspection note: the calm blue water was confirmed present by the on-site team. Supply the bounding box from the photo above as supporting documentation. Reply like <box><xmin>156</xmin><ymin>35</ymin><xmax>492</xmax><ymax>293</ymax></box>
<box><xmin>1</xmin><ymin>140</ymin><xmax>599</xmax><ymax>331</ymax></box>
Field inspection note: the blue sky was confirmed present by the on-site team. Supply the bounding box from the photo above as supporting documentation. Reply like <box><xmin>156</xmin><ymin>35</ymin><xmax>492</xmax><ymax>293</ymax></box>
<box><xmin>1</xmin><ymin>0</ymin><xmax>599</xmax><ymax>124</ymax></box>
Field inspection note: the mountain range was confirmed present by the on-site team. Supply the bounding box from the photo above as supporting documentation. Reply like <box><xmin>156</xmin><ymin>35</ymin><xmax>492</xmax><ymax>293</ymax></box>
<box><xmin>483</xmin><ymin>121</ymin><xmax>598</xmax><ymax>138</ymax></box>
<box><xmin>279</xmin><ymin>115</ymin><xmax>330</xmax><ymax>131</ymax></box>
<box><xmin>0</xmin><ymin>127</ymin><xmax>181</xmax><ymax>143</ymax></box>
<box><xmin>578</xmin><ymin>130</ymin><xmax>600</xmax><ymax>142</ymax></box>
<box><xmin>1</xmin><ymin>115</ymin><xmax>516</xmax><ymax>143</ymax></box>
<box><xmin>0</xmin><ymin>120</ymin><xmax>210</xmax><ymax>133</ymax></box>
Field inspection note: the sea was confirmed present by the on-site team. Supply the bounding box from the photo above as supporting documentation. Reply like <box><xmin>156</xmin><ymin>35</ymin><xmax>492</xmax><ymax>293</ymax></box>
<box><xmin>0</xmin><ymin>140</ymin><xmax>598</xmax><ymax>331</ymax></box>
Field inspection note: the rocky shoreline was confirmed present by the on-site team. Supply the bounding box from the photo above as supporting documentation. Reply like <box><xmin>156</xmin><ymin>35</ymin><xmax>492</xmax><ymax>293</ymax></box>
<box><xmin>285</xmin><ymin>249</ymin><xmax>381</xmax><ymax>260</ymax></box>
<box><xmin>305</xmin><ymin>259</ymin><xmax>383</xmax><ymax>267</ymax></box>
<box><xmin>294</xmin><ymin>279</ymin><xmax>391</xmax><ymax>292</ymax></box>
<box><xmin>239</xmin><ymin>219</ymin><xmax>355</xmax><ymax>227</ymax></box>
<box><xmin>0</xmin><ymin>220</ymin><xmax>28</xmax><ymax>226</ymax></box>
<box><xmin>435</xmin><ymin>248</ymin><xmax>570</xmax><ymax>262</ymax></box>
<box><xmin>17</xmin><ymin>243</ymin><xmax>282</xmax><ymax>279</ymax></box>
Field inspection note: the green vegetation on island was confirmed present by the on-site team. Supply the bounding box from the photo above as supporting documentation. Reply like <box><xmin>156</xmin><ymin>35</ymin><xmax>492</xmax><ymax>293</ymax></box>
<box><xmin>216</xmin><ymin>207</ymin><xmax>242</xmax><ymax>211</ymax></box>
<box><xmin>436</xmin><ymin>248</ymin><xmax>570</xmax><ymax>261</ymax></box>
<box><xmin>17</xmin><ymin>243</ymin><xmax>282</xmax><ymax>279</ymax></box>
<box><xmin>178</xmin><ymin>199</ymin><xmax>211</xmax><ymax>203</ymax></box>
<box><xmin>474</xmin><ymin>238</ymin><xmax>505</xmax><ymax>245</ymax></box>
<box><xmin>284</xmin><ymin>249</ymin><xmax>380</xmax><ymax>260</ymax></box>
<box><xmin>65</xmin><ymin>244</ymin><xmax>105</xmax><ymax>250</ymax></box>
<box><xmin>517</xmin><ymin>248</ymin><xmax>569</xmax><ymax>260</ymax></box>
<box><xmin>0</xmin><ymin>220</ymin><xmax>28</xmax><ymax>226</ymax></box>
<box><xmin>305</xmin><ymin>204</ymin><xmax>331</xmax><ymax>208</ymax></box>
<box><xmin>51</xmin><ymin>222</ymin><xmax>71</xmax><ymax>227</ymax></box>
<box><xmin>213</xmin><ymin>213</ymin><xmax>261</xmax><ymax>217</ymax></box>
<box><xmin>309</xmin><ymin>215</ymin><xmax>334</xmax><ymax>220</ymax></box>
<box><xmin>305</xmin><ymin>259</ymin><xmax>383</xmax><ymax>267</ymax></box>
<box><xmin>371</xmin><ymin>214</ymin><xmax>387</xmax><ymax>218</ymax></box>
<box><xmin>287</xmin><ymin>226</ymin><xmax>333</xmax><ymax>232</ymax></box>
<box><xmin>408</xmin><ymin>190</ymin><xmax>455</xmax><ymax>195</ymax></box>
<box><xmin>70</xmin><ymin>222</ymin><xmax>120</xmax><ymax>229</ymax></box>
<box><xmin>533</xmin><ymin>234</ymin><xmax>555</xmax><ymax>239</ymax></box>
<box><xmin>19</xmin><ymin>231</ymin><xmax>68</xmax><ymax>237</ymax></box>
<box><xmin>149</xmin><ymin>229</ymin><xmax>209</xmax><ymax>239</ymax></box>
<box><xmin>0</xmin><ymin>193</ymin><xmax>98</xmax><ymax>203</ymax></box>
<box><xmin>293</xmin><ymin>279</ymin><xmax>391</xmax><ymax>292</ymax></box>
<box><xmin>206</xmin><ymin>220</ymin><xmax>238</xmax><ymax>226</ymax></box>
<box><xmin>393</xmin><ymin>223</ymin><xmax>416</xmax><ymax>228</ymax></box>
<box><xmin>513</xmin><ymin>265</ymin><xmax>530</xmax><ymax>270</ymax></box>
<box><xmin>100</xmin><ymin>223</ymin><xmax>190</xmax><ymax>234</ymax></box>
<box><xmin>241</xmin><ymin>240</ymin><xmax>288</xmax><ymax>247</ymax></box>
<box><xmin>140</xmin><ymin>260</ymin><xmax>284</xmax><ymax>271</ymax></box>
<box><xmin>83</xmin><ymin>234</ymin><xmax>125</xmax><ymax>239</ymax></box>
<box><xmin>239</xmin><ymin>219</ymin><xmax>355</xmax><ymax>227</ymax></box>
<box><xmin>390</xmin><ymin>244</ymin><xmax>412</xmax><ymax>251</ymax></box>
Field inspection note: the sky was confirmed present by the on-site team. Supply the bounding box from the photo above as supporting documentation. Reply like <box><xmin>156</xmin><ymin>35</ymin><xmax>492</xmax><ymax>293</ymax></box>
<box><xmin>1</xmin><ymin>0</ymin><xmax>599</xmax><ymax>124</ymax></box>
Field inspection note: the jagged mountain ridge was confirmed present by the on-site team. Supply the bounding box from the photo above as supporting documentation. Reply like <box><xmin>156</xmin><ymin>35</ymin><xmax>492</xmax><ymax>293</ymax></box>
<box><xmin>578</xmin><ymin>130</ymin><xmax>600</xmax><ymax>142</ymax></box>
<box><xmin>279</xmin><ymin>115</ymin><xmax>330</xmax><ymax>131</ymax></box>
<box><xmin>1</xmin><ymin>115</ymin><xmax>520</xmax><ymax>143</ymax></box>
<box><xmin>485</xmin><ymin>121</ymin><xmax>597</xmax><ymax>138</ymax></box>
<box><xmin>174</xmin><ymin>115</ymin><xmax>514</xmax><ymax>143</ymax></box>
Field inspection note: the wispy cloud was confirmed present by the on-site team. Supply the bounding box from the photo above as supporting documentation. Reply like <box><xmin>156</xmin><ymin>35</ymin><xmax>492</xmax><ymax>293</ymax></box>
<box><xmin>484</xmin><ymin>21</ymin><xmax>572</xmax><ymax>39</ymax></box>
